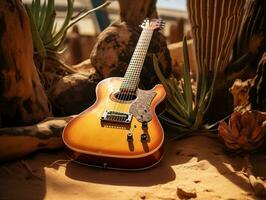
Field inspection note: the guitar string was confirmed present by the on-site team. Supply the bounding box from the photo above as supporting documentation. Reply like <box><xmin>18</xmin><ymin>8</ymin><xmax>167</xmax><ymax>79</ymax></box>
<box><xmin>99</xmin><ymin>20</ymin><xmax>162</xmax><ymax>125</ymax></box>
<box><xmin>110</xmin><ymin>20</ymin><xmax>160</xmax><ymax>122</ymax></box>
<box><xmin>112</xmin><ymin>27</ymin><xmax>149</xmax><ymax>114</ymax></box>
<box><xmin>119</xmin><ymin>26</ymin><xmax>156</xmax><ymax>116</ymax></box>
<box><xmin>118</xmin><ymin>28</ymin><xmax>154</xmax><ymax>115</ymax></box>
<box><xmin>123</xmin><ymin>29</ymin><xmax>154</xmax><ymax>107</ymax></box>
<box><xmin>121</xmin><ymin>29</ymin><xmax>154</xmax><ymax>126</ymax></box>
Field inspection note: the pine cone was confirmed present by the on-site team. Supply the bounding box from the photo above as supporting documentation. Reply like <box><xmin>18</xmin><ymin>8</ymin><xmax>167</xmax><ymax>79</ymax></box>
<box><xmin>218</xmin><ymin>111</ymin><xmax>266</xmax><ymax>152</ymax></box>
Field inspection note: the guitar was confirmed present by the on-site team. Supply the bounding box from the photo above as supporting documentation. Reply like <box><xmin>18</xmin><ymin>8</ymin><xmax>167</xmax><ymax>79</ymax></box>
<box><xmin>63</xmin><ymin>19</ymin><xmax>166</xmax><ymax>170</ymax></box>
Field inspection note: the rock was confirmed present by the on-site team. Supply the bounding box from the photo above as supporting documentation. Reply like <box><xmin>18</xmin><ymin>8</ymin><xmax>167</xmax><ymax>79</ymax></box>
<box><xmin>193</xmin><ymin>180</ymin><xmax>201</xmax><ymax>184</ymax></box>
<box><xmin>177</xmin><ymin>186</ymin><xmax>197</xmax><ymax>199</ymax></box>
<box><xmin>140</xmin><ymin>195</ymin><xmax>146</xmax><ymax>200</ymax></box>
<box><xmin>204</xmin><ymin>189</ymin><xmax>214</xmax><ymax>192</ymax></box>
<box><xmin>0</xmin><ymin>115</ymin><xmax>75</xmax><ymax>162</ymax></box>
<box><xmin>72</xmin><ymin>59</ymin><xmax>96</xmax><ymax>75</ymax></box>
<box><xmin>90</xmin><ymin>22</ymin><xmax>172</xmax><ymax>89</ymax></box>
<box><xmin>0</xmin><ymin>0</ymin><xmax>51</xmax><ymax>127</ymax></box>
<box><xmin>49</xmin><ymin>73</ymin><xmax>99</xmax><ymax>116</ymax></box>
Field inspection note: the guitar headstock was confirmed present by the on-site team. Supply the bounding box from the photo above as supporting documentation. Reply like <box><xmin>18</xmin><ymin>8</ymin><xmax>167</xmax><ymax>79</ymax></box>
<box><xmin>140</xmin><ymin>19</ymin><xmax>165</xmax><ymax>31</ymax></box>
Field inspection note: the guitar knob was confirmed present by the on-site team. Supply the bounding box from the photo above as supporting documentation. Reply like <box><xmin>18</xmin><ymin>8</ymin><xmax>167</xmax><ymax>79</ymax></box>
<box><xmin>127</xmin><ymin>132</ymin><xmax>133</xmax><ymax>142</ymax></box>
<box><xmin>141</xmin><ymin>133</ymin><xmax>148</xmax><ymax>142</ymax></box>
<box><xmin>142</xmin><ymin>121</ymin><xmax>148</xmax><ymax>130</ymax></box>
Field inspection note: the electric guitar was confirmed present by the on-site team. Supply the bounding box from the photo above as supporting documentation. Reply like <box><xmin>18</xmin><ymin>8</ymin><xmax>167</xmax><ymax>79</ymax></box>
<box><xmin>63</xmin><ymin>19</ymin><xmax>166</xmax><ymax>170</ymax></box>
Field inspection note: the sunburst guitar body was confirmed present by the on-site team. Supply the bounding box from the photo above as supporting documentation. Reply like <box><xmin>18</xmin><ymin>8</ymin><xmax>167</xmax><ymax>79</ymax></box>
<box><xmin>63</xmin><ymin>19</ymin><xmax>166</xmax><ymax>170</ymax></box>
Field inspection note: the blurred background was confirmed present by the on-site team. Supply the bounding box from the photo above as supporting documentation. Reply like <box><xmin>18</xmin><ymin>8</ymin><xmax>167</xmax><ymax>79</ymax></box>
<box><xmin>23</xmin><ymin>0</ymin><xmax>189</xmax><ymax>65</ymax></box>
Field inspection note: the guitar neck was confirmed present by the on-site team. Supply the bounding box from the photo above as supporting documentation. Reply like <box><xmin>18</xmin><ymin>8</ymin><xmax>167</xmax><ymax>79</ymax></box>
<box><xmin>120</xmin><ymin>28</ymin><xmax>154</xmax><ymax>91</ymax></box>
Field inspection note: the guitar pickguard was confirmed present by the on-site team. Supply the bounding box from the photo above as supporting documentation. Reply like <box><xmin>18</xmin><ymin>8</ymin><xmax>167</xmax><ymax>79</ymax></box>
<box><xmin>129</xmin><ymin>89</ymin><xmax>156</xmax><ymax>122</ymax></box>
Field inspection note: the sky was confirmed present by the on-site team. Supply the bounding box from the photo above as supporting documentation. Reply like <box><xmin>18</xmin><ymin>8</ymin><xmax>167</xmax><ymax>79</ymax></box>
<box><xmin>157</xmin><ymin>0</ymin><xmax>187</xmax><ymax>11</ymax></box>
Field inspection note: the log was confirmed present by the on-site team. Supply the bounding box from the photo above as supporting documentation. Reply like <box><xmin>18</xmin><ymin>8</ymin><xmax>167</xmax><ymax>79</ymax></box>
<box><xmin>0</xmin><ymin>116</ymin><xmax>75</xmax><ymax>162</ymax></box>
<box><xmin>0</xmin><ymin>0</ymin><xmax>51</xmax><ymax>127</ymax></box>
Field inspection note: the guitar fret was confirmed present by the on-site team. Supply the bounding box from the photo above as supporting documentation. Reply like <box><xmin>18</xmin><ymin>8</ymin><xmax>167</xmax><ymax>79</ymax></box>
<box><xmin>120</xmin><ymin>25</ymin><xmax>156</xmax><ymax>91</ymax></box>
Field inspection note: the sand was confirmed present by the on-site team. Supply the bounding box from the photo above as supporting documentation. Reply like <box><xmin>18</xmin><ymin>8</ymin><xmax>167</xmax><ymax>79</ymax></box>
<box><xmin>0</xmin><ymin>133</ymin><xmax>265</xmax><ymax>200</ymax></box>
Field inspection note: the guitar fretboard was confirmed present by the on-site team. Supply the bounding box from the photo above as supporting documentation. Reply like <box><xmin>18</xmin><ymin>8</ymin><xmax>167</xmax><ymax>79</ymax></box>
<box><xmin>120</xmin><ymin>28</ymin><xmax>154</xmax><ymax>92</ymax></box>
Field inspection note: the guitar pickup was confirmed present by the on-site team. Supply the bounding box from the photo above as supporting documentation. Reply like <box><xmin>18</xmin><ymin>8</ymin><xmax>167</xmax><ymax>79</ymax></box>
<box><xmin>101</xmin><ymin>111</ymin><xmax>133</xmax><ymax>124</ymax></box>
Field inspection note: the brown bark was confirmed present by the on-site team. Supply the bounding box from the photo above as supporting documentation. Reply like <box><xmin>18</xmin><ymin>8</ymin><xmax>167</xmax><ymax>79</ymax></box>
<box><xmin>119</xmin><ymin>0</ymin><xmax>158</xmax><ymax>26</ymax></box>
<box><xmin>0</xmin><ymin>0</ymin><xmax>51</xmax><ymax>127</ymax></box>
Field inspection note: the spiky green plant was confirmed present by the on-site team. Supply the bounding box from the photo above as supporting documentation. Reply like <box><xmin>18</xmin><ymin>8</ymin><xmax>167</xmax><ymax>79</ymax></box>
<box><xmin>25</xmin><ymin>0</ymin><xmax>110</xmax><ymax>74</ymax></box>
<box><xmin>153</xmin><ymin>37</ymin><xmax>220</xmax><ymax>133</ymax></box>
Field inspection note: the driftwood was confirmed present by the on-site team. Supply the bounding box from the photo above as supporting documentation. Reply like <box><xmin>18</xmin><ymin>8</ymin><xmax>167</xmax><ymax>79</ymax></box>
<box><xmin>0</xmin><ymin>116</ymin><xmax>75</xmax><ymax>162</ymax></box>
<box><xmin>0</xmin><ymin>0</ymin><xmax>50</xmax><ymax>127</ymax></box>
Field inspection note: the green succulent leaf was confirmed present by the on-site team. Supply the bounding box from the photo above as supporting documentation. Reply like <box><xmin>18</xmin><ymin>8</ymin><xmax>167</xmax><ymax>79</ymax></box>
<box><xmin>153</xmin><ymin>37</ymin><xmax>220</xmax><ymax>132</ymax></box>
<box><xmin>182</xmin><ymin>37</ymin><xmax>193</xmax><ymax>114</ymax></box>
<box><xmin>26</xmin><ymin>0</ymin><xmax>111</xmax><ymax>75</ymax></box>
<box><xmin>25</xmin><ymin>5</ymin><xmax>46</xmax><ymax>59</ymax></box>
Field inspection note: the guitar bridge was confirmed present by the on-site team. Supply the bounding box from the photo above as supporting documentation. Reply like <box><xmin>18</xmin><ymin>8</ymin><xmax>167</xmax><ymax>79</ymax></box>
<box><xmin>101</xmin><ymin>111</ymin><xmax>132</xmax><ymax>124</ymax></box>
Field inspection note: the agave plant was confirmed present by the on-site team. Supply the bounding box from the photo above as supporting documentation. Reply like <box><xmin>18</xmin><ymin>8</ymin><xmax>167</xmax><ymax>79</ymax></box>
<box><xmin>25</xmin><ymin>0</ymin><xmax>110</xmax><ymax>75</ymax></box>
<box><xmin>153</xmin><ymin>37</ymin><xmax>219</xmax><ymax>132</ymax></box>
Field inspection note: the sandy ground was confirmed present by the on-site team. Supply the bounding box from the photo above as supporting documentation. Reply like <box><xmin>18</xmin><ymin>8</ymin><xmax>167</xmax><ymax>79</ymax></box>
<box><xmin>0</xmin><ymin>133</ymin><xmax>265</xmax><ymax>200</ymax></box>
